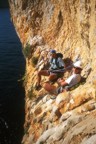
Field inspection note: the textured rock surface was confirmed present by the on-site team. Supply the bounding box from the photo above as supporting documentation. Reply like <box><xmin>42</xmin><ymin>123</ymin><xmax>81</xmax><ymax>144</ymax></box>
<box><xmin>9</xmin><ymin>0</ymin><xmax>96</xmax><ymax>144</ymax></box>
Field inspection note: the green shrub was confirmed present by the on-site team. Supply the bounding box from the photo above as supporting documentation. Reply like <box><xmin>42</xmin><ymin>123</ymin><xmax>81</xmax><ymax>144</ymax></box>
<box><xmin>28</xmin><ymin>86</ymin><xmax>36</xmax><ymax>99</ymax></box>
<box><xmin>18</xmin><ymin>71</ymin><xmax>28</xmax><ymax>88</ymax></box>
<box><xmin>24</xmin><ymin>125</ymin><xmax>29</xmax><ymax>134</ymax></box>
<box><xmin>31</xmin><ymin>56</ymin><xmax>39</xmax><ymax>67</ymax></box>
<box><xmin>23</xmin><ymin>43</ymin><xmax>31</xmax><ymax>58</ymax></box>
<box><xmin>17</xmin><ymin>71</ymin><xmax>27</xmax><ymax>87</ymax></box>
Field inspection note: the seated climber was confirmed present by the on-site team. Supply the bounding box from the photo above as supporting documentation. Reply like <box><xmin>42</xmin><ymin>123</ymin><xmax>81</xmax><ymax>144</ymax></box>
<box><xmin>36</xmin><ymin>49</ymin><xmax>65</xmax><ymax>90</ymax></box>
<box><xmin>43</xmin><ymin>60</ymin><xmax>83</xmax><ymax>97</ymax></box>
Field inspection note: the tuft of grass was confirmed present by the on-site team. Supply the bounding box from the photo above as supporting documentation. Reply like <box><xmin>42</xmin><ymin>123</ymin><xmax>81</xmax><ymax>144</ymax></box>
<box><xmin>20</xmin><ymin>71</ymin><xmax>28</xmax><ymax>87</ymax></box>
<box><xmin>31</xmin><ymin>56</ymin><xmax>39</xmax><ymax>67</ymax></box>
<box><xmin>23</xmin><ymin>43</ymin><xmax>31</xmax><ymax>58</ymax></box>
<box><xmin>24</xmin><ymin>125</ymin><xmax>29</xmax><ymax>134</ymax></box>
<box><xmin>28</xmin><ymin>86</ymin><xmax>36</xmax><ymax>99</ymax></box>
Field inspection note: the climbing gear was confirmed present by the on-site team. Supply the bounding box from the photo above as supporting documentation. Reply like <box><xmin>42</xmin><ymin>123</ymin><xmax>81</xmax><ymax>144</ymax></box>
<box><xmin>50</xmin><ymin>95</ymin><xmax>56</xmax><ymax>99</ymax></box>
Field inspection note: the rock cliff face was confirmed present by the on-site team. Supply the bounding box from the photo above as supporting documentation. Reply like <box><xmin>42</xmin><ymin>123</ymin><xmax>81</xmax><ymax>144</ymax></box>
<box><xmin>9</xmin><ymin>0</ymin><xmax>96</xmax><ymax>144</ymax></box>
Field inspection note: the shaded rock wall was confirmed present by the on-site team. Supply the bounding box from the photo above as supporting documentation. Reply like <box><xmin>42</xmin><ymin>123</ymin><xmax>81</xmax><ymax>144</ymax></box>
<box><xmin>9</xmin><ymin>0</ymin><xmax>96</xmax><ymax>144</ymax></box>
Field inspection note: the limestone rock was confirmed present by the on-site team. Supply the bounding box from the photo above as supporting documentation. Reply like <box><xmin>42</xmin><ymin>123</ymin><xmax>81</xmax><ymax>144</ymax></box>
<box><xmin>9</xmin><ymin>0</ymin><xmax>96</xmax><ymax>144</ymax></box>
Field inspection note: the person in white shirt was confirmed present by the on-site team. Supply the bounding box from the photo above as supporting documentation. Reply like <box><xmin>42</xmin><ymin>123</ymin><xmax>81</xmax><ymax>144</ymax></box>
<box><xmin>43</xmin><ymin>60</ymin><xmax>83</xmax><ymax>97</ymax></box>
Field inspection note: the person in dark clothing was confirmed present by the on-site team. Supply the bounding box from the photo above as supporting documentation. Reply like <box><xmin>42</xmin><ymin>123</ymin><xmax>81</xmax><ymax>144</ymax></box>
<box><xmin>36</xmin><ymin>49</ymin><xmax>65</xmax><ymax>90</ymax></box>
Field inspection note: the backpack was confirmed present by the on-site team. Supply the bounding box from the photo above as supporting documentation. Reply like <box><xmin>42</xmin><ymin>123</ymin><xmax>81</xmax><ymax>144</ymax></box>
<box><xmin>50</xmin><ymin>52</ymin><xmax>64</xmax><ymax>69</ymax></box>
<box><xmin>56</xmin><ymin>53</ymin><xmax>63</xmax><ymax>59</ymax></box>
